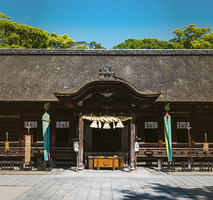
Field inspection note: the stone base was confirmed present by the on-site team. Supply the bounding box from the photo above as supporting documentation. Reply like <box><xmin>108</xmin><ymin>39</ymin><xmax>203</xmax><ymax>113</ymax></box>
<box><xmin>129</xmin><ymin>164</ymin><xmax>136</xmax><ymax>172</ymax></box>
<box><xmin>129</xmin><ymin>170</ymin><xmax>137</xmax><ymax>173</ymax></box>
<box><xmin>76</xmin><ymin>166</ymin><xmax>84</xmax><ymax>172</ymax></box>
<box><xmin>76</xmin><ymin>170</ymin><xmax>84</xmax><ymax>172</ymax></box>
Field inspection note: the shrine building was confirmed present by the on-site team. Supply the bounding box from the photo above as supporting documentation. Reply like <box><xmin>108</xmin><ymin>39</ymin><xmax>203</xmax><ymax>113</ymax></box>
<box><xmin>0</xmin><ymin>49</ymin><xmax>213</xmax><ymax>171</ymax></box>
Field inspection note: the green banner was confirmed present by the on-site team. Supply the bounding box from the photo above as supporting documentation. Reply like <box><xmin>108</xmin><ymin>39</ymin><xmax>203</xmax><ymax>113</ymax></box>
<box><xmin>42</xmin><ymin>112</ymin><xmax>50</xmax><ymax>161</ymax></box>
<box><xmin>164</xmin><ymin>114</ymin><xmax>172</xmax><ymax>162</ymax></box>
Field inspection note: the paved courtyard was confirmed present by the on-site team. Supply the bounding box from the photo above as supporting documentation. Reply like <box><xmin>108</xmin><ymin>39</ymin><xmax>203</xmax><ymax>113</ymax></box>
<box><xmin>0</xmin><ymin>169</ymin><xmax>213</xmax><ymax>200</ymax></box>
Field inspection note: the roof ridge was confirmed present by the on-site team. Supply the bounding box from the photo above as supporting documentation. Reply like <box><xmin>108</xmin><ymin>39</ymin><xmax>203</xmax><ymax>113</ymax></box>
<box><xmin>1</xmin><ymin>49</ymin><xmax>213</xmax><ymax>55</ymax></box>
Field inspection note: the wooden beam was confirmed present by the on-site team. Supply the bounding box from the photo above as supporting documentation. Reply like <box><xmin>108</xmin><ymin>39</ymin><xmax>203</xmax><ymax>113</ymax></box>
<box><xmin>82</xmin><ymin>101</ymin><xmax>131</xmax><ymax>108</ymax></box>
<box><xmin>77</xmin><ymin>113</ymin><xmax>84</xmax><ymax>171</ymax></box>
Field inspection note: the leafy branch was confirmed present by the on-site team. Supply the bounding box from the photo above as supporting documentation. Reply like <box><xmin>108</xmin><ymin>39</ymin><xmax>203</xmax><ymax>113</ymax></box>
<box><xmin>164</xmin><ymin>103</ymin><xmax>170</xmax><ymax>112</ymax></box>
<box><xmin>44</xmin><ymin>103</ymin><xmax>50</xmax><ymax>112</ymax></box>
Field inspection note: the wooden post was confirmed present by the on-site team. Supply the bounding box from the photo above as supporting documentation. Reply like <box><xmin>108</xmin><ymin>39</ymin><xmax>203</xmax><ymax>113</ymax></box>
<box><xmin>19</xmin><ymin>105</ymin><xmax>24</xmax><ymax>140</ymax></box>
<box><xmin>50</xmin><ymin>106</ymin><xmax>56</xmax><ymax>147</ymax></box>
<box><xmin>158</xmin><ymin>106</ymin><xmax>164</xmax><ymax>142</ymax></box>
<box><xmin>141</xmin><ymin>120</ymin><xmax>145</xmax><ymax>142</ymax></box>
<box><xmin>77</xmin><ymin>113</ymin><xmax>84</xmax><ymax>171</ymax></box>
<box><xmin>158</xmin><ymin>159</ymin><xmax>162</xmax><ymax>169</ymax></box>
<box><xmin>190</xmin><ymin>105</ymin><xmax>195</xmax><ymax>142</ymax></box>
<box><xmin>130</xmin><ymin>113</ymin><xmax>136</xmax><ymax>171</ymax></box>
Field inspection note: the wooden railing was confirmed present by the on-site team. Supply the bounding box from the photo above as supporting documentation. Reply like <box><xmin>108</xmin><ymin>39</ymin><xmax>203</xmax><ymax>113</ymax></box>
<box><xmin>137</xmin><ymin>147</ymin><xmax>213</xmax><ymax>158</ymax></box>
<box><xmin>1</xmin><ymin>146</ymin><xmax>213</xmax><ymax>168</ymax></box>
<box><xmin>0</xmin><ymin>147</ymin><xmax>75</xmax><ymax>157</ymax></box>
<box><xmin>0</xmin><ymin>147</ymin><xmax>77</xmax><ymax>166</ymax></box>
<box><xmin>1</xmin><ymin>147</ymin><xmax>212</xmax><ymax>158</ymax></box>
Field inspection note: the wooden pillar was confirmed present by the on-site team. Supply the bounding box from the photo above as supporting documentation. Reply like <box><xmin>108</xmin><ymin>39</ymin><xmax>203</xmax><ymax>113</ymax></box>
<box><xmin>19</xmin><ymin>105</ymin><xmax>24</xmax><ymax>140</ymax></box>
<box><xmin>77</xmin><ymin>113</ymin><xmax>84</xmax><ymax>171</ymax></box>
<box><xmin>190</xmin><ymin>105</ymin><xmax>195</xmax><ymax>142</ymax></box>
<box><xmin>141</xmin><ymin>120</ymin><xmax>145</xmax><ymax>142</ymax></box>
<box><xmin>158</xmin><ymin>159</ymin><xmax>162</xmax><ymax>169</ymax></box>
<box><xmin>130</xmin><ymin>113</ymin><xmax>136</xmax><ymax>171</ymax></box>
<box><xmin>50</xmin><ymin>107</ymin><xmax>56</xmax><ymax>147</ymax></box>
<box><xmin>158</xmin><ymin>106</ymin><xmax>164</xmax><ymax>143</ymax></box>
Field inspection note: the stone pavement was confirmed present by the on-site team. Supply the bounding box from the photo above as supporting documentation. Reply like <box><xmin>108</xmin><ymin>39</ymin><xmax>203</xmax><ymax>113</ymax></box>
<box><xmin>0</xmin><ymin>169</ymin><xmax>212</xmax><ymax>199</ymax></box>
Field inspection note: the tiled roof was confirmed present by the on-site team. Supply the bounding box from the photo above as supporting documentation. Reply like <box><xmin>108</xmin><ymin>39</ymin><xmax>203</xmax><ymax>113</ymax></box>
<box><xmin>0</xmin><ymin>49</ymin><xmax>213</xmax><ymax>102</ymax></box>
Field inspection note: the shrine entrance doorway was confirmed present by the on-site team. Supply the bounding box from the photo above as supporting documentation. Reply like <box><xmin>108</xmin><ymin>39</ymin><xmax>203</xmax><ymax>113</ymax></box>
<box><xmin>54</xmin><ymin>64</ymin><xmax>160</xmax><ymax>171</ymax></box>
<box><xmin>92</xmin><ymin>128</ymin><xmax>121</xmax><ymax>152</ymax></box>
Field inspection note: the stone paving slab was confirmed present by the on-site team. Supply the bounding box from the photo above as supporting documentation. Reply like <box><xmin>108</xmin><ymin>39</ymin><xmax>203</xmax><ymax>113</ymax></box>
<box><xmin>166</xmin><ymin>172</ymin><xmax>213</xmax><ymax>176</ymax></box>
<box><xmin>0</xmin><ymin>186</ymin><xmax>32</xmax><ymax>200</ymax></box>
<box><xmin>0</xmin><ymin>171</ymin><xmax>48</xmax><ymax>175</ymax></box>
<box><xmin>0</xmin><ymin>169</ymin><xmax>212</xmax><ymax>199</ymax></box>
<box><xmin>180</xmin><ymin>187</ymin><xmax>213</xmax><ymax>200</ymax></box>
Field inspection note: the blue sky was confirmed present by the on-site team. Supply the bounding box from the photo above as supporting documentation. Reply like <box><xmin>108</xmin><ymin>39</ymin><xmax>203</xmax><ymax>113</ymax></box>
<box><xmin>1</xmin><ymin>0</ymin><xmax>213</xmax><ymax>48</ymax></box>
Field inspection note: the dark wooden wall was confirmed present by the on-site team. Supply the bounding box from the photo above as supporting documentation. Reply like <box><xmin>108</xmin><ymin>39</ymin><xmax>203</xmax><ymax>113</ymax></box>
<box><xmin>0</xmin><ymin>104</ymin><xmax>20</xmax><ymax>142</ymax></box>
<box><xmin>194</xmin><ymin>105</ymin><xmax>213</xmax><ymax>142</ymax></box>
<box><xmin>136</xmin><ymin>103</ymin><xmax>213</xmax><ymax>146</ymax></box>
<box><xmin>0</xmin><ymin>102</ymin><xmax>213</xmax><ymax>147</ymax></box>
<box><xmin>0</xmin><ymin>103</ymin><xmax>79</xmax><ymax>147</ymax></box>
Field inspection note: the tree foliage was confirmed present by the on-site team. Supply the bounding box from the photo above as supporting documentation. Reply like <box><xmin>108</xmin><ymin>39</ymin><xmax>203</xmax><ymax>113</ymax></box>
<box><xmin>113</xmin><ymin>38</ymin><xmax>177</xmax><ymax>49</ymax></box>
<box><xmin>88</xmin><ymin>41</ymin><xmax>105</xmax><ymax>49</ymax></box>
<box><xmin>48</xmin><ymin>33</ymin><xmax>75</xmax><ymax>49</ymax></box>
<box><xmin>71</xmin><ymin>41</ymin><xmax>89</xmax><ymax>49</ymax></box>
<box><xmin>1</xmin><ymin>12</ymin><xmax>213</xmax><ymax>50</ymax></box>
<box><xmin>0</xmin><ymin>12</ymin><xmax>83</xmax><ymax>49</ymax></box>
<box><xmin>113</xmin><ymin>25</ymin><xmax>213</xmax><ymax>49</ymax></box>
<box><xmin>0</xmin><ymin>12</ymin><xmax>10</xmax><ymax>20</ymax></box>
<box><xmin>170</xmin><ymin>24</ymin><xmax>212</xmax><ymax>49</ymax></box>
<box><xmin>0</xmin><ymin>19</ymin><xmax>50</xmax><ymax>48</ymax></box>
<box><xmin>0</xmin><ymin>12</ymin><xmax>107</xmax><ymax>50</ymax></box>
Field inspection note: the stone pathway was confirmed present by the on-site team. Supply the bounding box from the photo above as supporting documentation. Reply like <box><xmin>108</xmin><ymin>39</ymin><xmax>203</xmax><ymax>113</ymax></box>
<box><xmin>0</xmin><ymin>169</ymin><xmax>212</xmax><ymax>199</ymax></box>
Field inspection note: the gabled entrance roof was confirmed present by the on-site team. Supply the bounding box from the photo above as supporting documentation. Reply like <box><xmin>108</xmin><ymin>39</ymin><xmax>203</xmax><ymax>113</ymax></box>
<box><xmin>54</xmin><ymin>64</ymin><xmax>160</xmax><ymax>113</ymax></box>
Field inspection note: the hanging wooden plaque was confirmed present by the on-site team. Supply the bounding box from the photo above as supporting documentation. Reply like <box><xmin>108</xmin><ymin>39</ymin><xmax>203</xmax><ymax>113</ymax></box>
<box><xmin>5</xmin><ymin>141</ymin><xmax>9</xmax><ymax>150</ymax></box>
<box><xmin>203</xmin><ymin>143</ymin><xmax>209</xmax><ymax>151</ymax></box>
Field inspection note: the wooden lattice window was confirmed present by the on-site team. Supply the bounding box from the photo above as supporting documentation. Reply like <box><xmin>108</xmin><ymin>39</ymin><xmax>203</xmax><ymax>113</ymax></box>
<box><xmin>177</xmin><ymin>122</ymin><xmax>190</xmax><ymax>129</ymax></box>
<box><xmin>145</xmin><ymin>122</ymin><xmax>158</xmax><ymax>129</ymax></box>
<box><xmin>24</xmin><ymin>121</ymin><xmax>37</xmax><ymax>128</ymax></box>
<box><xmin>56</xmin><ymin>121</ymin><xmax>69</xmax><ymax>129</ymax></box>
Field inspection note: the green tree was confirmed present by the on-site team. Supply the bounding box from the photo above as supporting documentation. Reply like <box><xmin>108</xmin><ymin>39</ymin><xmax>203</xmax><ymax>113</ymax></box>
<box><xmin>113</xmin><ymin>38</ymin><xmax>176</xmax><ymax>49</ymax></box>
<box><xmin>71</xmin><ymin>41</ymin><xmax>88</xmax><ymax>49</ymax></box>
<box><xmin>72</xmin><ymin>45</ymin><xmax>88</xmax><ymax>49</ymax></box>
<box><xmin>0</xmin><ymin>12</ymin><xmax>77</xmax><ymax>49</ymax></box>
<box><xmin>113</xmin><ymin>25</ymin><xmax>213</xmax><ymax>49</ymax></box>
<box><xmin>48</xmin><ymin>33</ymin><xmax>75</xmax><ymax>49</ymax></box>
<box><xmin>88</xmin><ymin>41</ymin><xmax>105</xmax><ymax>49</ymax></box>
<box><xmin>0</xmin><ymin>18</ymin><xmax>50</xmax><ymax>48</ymax></box>
<box><xmin>169</xmin><ymin>24</ymin><xmax>212</xmax><ymax>49</ymax></box>
<box><xmin>0</xmin><ymin>12</ymin><xmax>10</xmax><ymax>19</ymax></box>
